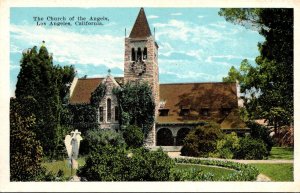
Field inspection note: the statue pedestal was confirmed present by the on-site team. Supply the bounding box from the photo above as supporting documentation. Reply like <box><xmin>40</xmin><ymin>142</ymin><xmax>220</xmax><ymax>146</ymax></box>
<box><xmin>70</xmin><ymin>175</ymin><xmax>81</xmax><ymax>182</ymax></box>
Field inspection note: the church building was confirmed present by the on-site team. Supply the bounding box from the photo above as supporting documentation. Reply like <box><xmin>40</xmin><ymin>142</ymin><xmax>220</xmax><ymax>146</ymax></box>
<box><xmin>69</xmin><ymin>8</ymin><xmax>247</xmax><ymax>147</ymax></box>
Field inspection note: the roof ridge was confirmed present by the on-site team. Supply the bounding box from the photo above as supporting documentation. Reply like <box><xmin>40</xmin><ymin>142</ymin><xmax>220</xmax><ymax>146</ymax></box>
<box><xmin>78</xmin><ymin>77</ymin><xmax>103</xmax><ymax>80</ymax></box>
<box><xmin>159</xmin><ymin>82</ymin><xmax>236</xmax><ymax>85</ymax></box>
<box><xmin>78</xmin><ymin>76</ymin><xmax>124</xmax><ymax>80</ymax></box>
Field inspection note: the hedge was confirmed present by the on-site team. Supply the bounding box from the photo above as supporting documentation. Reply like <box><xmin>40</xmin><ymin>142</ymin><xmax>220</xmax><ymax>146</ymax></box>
<box><xmin>174</xmin><ymin>158</ymin><xmax>259</xmax><ymax>181</ymax></box>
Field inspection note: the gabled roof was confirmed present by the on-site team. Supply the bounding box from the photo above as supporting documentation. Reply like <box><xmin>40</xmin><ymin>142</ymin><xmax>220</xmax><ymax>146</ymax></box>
<box><xmin>103</xmin><ymin>75</ymin><xmax>121</xmax><ymax>88</ymax></box>
<box><xmin>69</xmin><ymin>77</ymin><xmax>123</xmax><ymax>104</ymax></box>
<box><xmin>129</xmin><ymin>8</ymin><xmax>152</xmax><ymax>38</ymax></box>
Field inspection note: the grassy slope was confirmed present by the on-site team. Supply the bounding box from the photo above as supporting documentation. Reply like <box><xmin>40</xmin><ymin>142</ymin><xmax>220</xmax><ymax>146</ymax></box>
<box><xmin>248</xmin><ymin>147</ymin><xmax>294</xmax><ymax>181</ymax></box>
<box><xmin>249</xmin><ymin>163</ymin><xmax>293</xmax><ymax>181</ymax></box>
<box><xmin>269</xmin><ymin>147</ymin><xmax>294</xmax><ymax>160</ymax></box>
<box><xmin>42</xmin><ymin>157</ymin><xmax>85</xmax><ymax>178</ymax></box>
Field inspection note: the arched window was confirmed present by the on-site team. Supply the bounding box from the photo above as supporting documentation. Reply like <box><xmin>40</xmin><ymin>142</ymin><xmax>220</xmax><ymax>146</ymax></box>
<box><xmin>99</xmin><ymin>106</ymin><xmax>103</xmax><ymax>122</ymax></box>
<box><xmin>137</xmin><ymin>47</ymin><xmax>142</xmax><ymax>61</ymax></box>
<box><xmin>115</xmin><ymin>106</ymin><xmax>119</xmax><ymax>121</ymax></box>
<box><xmin>143</xmin><ymin>47</ymin><xmax>147</xmax><ymax>60</ymax></box>
<box><xmin>107</xmin><ymin>98</ymin><xmax>111</xmax><ymax>122</ymax></box>
<box><xmin>131</xmin><ymin>48</ymin><xmax>135</xmax><ymax>61</ymax></box>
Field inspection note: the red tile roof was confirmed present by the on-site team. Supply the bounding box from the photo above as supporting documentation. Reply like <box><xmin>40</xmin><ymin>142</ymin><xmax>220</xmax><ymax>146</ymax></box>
<box><xmin>129</xmin><ymin>8</ymin><xmax>152</xmax><ymax>38</ymax></box>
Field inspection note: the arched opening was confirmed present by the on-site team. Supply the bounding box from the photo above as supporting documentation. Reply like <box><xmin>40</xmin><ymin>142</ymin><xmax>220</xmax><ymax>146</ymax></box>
<box><xmin>157</xmin><ymin>128</ymin><xmax>173</xmax><ymax>146</ymax></box>
<box><xmin>137</xmin><ymin>47</ymin><xmax>142</xmax><ymax>61</ymax></box>
<box><xmin>143</xmin><ymin>47</ymin><xmax>147</xmax><ymax>60</ymax></box>
<box><xmin>115</xmin><ymin>106</ymin><xmax>119</xmax><ymax>121</ymax></box>
<box><xmin>176</xmin><ymin>128</ymin><xmax>191</xmax><ymax>146</ymax></box>
<box><xmin>107</xmin><ymin>98</ymin><xmax>111</xmax><ymax>122</ymax></box>
<box><xmin>131</xmin><ymin>48</ymin><xmax>136</xmax><ymax>61</ymax></box>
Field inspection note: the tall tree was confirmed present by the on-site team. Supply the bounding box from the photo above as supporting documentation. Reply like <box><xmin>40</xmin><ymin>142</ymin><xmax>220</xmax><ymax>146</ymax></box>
<box><xmin>220</xmin><ymin>8</ymin><xmax>293</xmax><ymax>133</ymax></box>
<box><xmin>10</xmin><ymin>98</ymin><xmax>44</xmax><ymax>181</ymax></box>
<box><xmin>15</xmin><ymin>44</ymin><xmax>75</xmax><ymax>158</ymax></box>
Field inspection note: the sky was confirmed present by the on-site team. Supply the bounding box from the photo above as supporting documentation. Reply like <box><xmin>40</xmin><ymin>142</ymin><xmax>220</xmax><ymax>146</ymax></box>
<box><xmin>10</xmin><ymin>7</ymin><xmax>265</xmax><ymax>97</ymax></box>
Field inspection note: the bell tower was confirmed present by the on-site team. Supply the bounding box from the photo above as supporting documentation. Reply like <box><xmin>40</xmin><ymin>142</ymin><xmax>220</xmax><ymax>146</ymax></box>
<box><xmin>124</xmin><ymin>8</ymin><xmax>159</xmax><ymax>146</ymax></box>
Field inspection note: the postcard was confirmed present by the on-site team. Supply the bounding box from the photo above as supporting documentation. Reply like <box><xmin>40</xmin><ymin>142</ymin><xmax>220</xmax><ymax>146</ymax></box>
<box><xmin>0</xmin><ymin>0</ymin><xmax>299</xmax><ymax>192</ymax></box>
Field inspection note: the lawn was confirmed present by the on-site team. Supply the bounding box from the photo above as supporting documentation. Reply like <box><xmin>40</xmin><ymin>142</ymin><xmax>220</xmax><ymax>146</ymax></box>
<box><xmin>249</xmin><ymin>163</ymin><xmax>293</xmax><ymax>181</ymax></box>
<box><xmin>174</xmin><ymin>163</ymin><xmax>236</xmax><ymax>180</ymax></box>
<box><xmin>42</xmin><ymin>147</ymin><xmax>294</xmax><ymax>181</ymax></box>
<box><xmin>253</xmin><ymin>146</ymin><xmax>294</xmax><ymax>181</ymax></box>
<box><xmin>42</xmin><ymin>159</ymin><xmax>236</xmax><ymax>180</ymax></box>
<box><xmin>269</xmin><ymin>147</ymin><xmax>294</xmax><ymax>160</ymax></box>
<box><xmin>42</xmin><ymin>157</ymin><xmax>86</xmax><ymax>178</ymax></box>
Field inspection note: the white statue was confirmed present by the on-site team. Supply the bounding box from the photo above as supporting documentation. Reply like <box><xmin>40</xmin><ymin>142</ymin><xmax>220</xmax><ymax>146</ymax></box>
<box><xmin>64</xmin><ymin>129</ymin><xmax>83</xmax><ymax>170</ymax></box>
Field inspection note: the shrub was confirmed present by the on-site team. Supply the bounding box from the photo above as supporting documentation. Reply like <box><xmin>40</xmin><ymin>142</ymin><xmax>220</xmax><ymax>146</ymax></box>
<box><xmin>170</xmin><ymin>167</ymin><xmax>214</xmax><ymax>181</ymax></box>
<box><xmin>82</xmin><ymin>129</ymin><xmax>125</xmax><ymax>154</ymax></box>
<box><xmin>213</xmin><ymin>132</ymin><xmax>240</xmax><ymax>159</ymax></box>
<box><xmin>123</xmin><ymin>125</ymin><xmax>144</xmax><ymax>148</ymax></box>
<box><xmin>128</xmin><ymin>148</ymin><xmax>175</xmax><ymax>181</ymax></box>
<box><xmin>234</xmin><ymin>136</ymin><xmax>268</xmax><ymax>160</ymax></box>
<box><xmin>181</xmin><ymin>122</ymin><xmax>223</xmax><ymax>157</ymax></box>
<box><xmin>146</xmin><ymin>148</ymin><xmax>175</xmax><ymax>180</ymax></box>
<box><xmin>77</xmin><ymin>146</ymin><xmax>174</xmax><ymax>181</ymax></box>
<box><xmin>247</xmin><ymin>121</ymin><xmax>273</xmax><ymax>152</ymax></box>
<box><xmin>77</xmin><ymin>145</ymin><xmax>127</xmax><ymax>181</ymax></box>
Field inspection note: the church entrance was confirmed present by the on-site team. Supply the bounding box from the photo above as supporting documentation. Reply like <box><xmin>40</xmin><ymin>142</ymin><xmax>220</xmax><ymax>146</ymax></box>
<box><xmin>156</xmin><ymin>128</ymin><xmax>173</xmax><ymax>146</ymax></box>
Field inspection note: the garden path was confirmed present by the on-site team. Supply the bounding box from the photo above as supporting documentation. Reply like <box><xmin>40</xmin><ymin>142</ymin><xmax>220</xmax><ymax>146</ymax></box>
<box><xmin>167</xmin><ymin>152</ymin><xmax>293</xmax><ymax>164</ymax></box>
<box><xmin>256</xmin><ymin>174</ymin><xmax>272</xmax><ymax>182</ymax></box>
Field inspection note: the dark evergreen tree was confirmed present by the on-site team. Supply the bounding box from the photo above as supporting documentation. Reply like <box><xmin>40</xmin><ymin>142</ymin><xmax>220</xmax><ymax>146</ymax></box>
<box><xmin>15</xmin><ymin>44</ymin><xmax>75</xmax><ymax>158</ymax></box>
